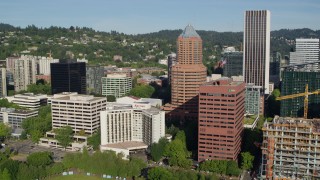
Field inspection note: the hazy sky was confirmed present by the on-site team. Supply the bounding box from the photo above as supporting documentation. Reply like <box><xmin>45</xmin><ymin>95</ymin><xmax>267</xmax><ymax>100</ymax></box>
<box><xmin>0</xmin><ymin>0</ymin><xmax>319</xmax><ymax>34</ymax></box>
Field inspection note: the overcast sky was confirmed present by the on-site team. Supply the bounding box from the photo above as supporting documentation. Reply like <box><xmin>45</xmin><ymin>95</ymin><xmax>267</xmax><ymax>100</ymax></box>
<box><xmin>0</xmin><ymin>0</ymin><xmax>319</xmax><ymax>34</ymax></box>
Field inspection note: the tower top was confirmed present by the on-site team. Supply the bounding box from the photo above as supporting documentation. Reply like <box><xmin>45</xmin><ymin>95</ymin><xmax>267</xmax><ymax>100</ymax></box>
<box><xmin>179</xmin><ymin>24</ymin><xmax>200</xmax><ymax>38</ymax></box>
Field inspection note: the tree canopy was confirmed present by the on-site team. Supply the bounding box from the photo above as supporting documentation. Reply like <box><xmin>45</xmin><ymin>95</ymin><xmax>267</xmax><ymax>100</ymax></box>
<box><xmin>0</xmin><ymin>123</ymin><xmax>11</xmax><ymax>141</ymax></box>
<box><xmin>128</xmin><ymin>84</ymin><xmax>155</xmax><ymax>98</ymax></box>
<box><xmin>26</xmin><ymin>151</ymin><xmax>53</xmax><ymax>167</ymax></box>
<box><xmin>55</xmin><ymin>126</ymin><xmax>74</xmax><ymax>150</ymax></box>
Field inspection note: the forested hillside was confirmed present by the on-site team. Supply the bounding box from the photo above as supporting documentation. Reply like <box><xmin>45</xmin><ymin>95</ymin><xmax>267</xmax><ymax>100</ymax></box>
<box><xmin>1</xmin><ymin>23</ymin><xmax>319</xmax><ymax>69</ymax></box>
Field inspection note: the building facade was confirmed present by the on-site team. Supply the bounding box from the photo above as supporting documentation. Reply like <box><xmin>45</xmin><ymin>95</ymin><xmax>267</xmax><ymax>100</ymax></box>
<box><xmin>101</xmin><ymin>74</ymin><xmax>132</xmax><ymax>98</ymax></box>
<box><xmin>243</xmin><ymin>10</ymin><xmax>271</xmax><ymax>94</ymax></box>
<box><xmin>0</xmin><ymin>68</ymin><xmax>7</xmax><ymax>97</ymax></box>
<box><xmin>13</xmin><ymin>55</ymin><xmax>37</xmax><ymax>92</ymax></box>
<box><xmin>38</xmin><ymin>57</ymin><xmax>59</xmax><ymax>75</ymax></box>
<box><xmin>289</xmin><ymin>38</ymin><xmax>319</xmax><ymax>65</ymax></box>
<box><xmin>86</xmin><ymin>66</ymin><xmax>104</xmax><ymax>95</ymax></box>
<box><xmin>51</xmin><ymin>60</ymin><xmax>86</xmax><ymax>95</ymax></box>
<box><xmin>261</xmin><ymin>116</ymin><xmax>320</xmax><ymax>179</ymax></box>
<box><xmin>51</xmin><ymin>93</ymin><xmax>107</xmax><ymax>134</ymax></box>
<box><xmin>222</xmin><ymin>52</ymin><xmax>243</xmax><ymax>77</ymax></box>
<box><xmin>100</xmin><ymin>105</ymin><xmax>165</xmax><ymax>145</ymax></box>
<box><xmin>163</xmin><ymin>25</ymin><xmax>207</xmax><ymax>120</ymax></box>
<box><xmin>245</xmin><ymin>84</ymin><xmax>262</xmax><ymax>115</ymax></box>
<box><xmin>270</xmin><ymin>51</ymin><xmax>281</xmax><ymax>87</ymax></box>
<box><xmin>281</xmin><ymin>69</ymin><xmax>320</xmax><ymax>118</ymax></box>
<box><xmin>198</xmin><ymin>78</ymin><xmax>245</xmax><ymax>161</ymax></box>
<box><xmin>6</xmin><ymin>93</ymin><xmax>48</xmax><ymax>110</ymax></box>
<box><xmin>0</xmin><ymin>108</ymin><xmax>38</xmax><ymax>128</ymax></box>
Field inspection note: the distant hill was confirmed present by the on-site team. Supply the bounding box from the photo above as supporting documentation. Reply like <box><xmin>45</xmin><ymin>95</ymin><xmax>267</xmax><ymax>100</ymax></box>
<box><xmin>0</xmin><ymin>23</ymin><xmax>319</xmax><ymax>67</ymax></box>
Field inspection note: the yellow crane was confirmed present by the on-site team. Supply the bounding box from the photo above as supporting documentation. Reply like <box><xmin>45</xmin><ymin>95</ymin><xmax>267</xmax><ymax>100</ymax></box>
<box><xmin>276</xmin><ymin>84</ymin><xmax>320</xmax><ymax>119</ymax></box>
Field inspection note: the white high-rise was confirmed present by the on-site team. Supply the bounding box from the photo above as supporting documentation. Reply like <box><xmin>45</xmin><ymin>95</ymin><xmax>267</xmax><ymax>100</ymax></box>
<box><xmin>243</xmin><ymin>10</ymin><xmax>271</xmax><ymax>94</ymax></box>
<box><xmin>13</xmin><ymin>55</ymin><xmax>37</xmax><ymax>92</ymax></box>
<box><xmin>38</xmin><ymin>57</ymin><xmax>59</xmax><ymax>75</ymax></box>
<box><xmin>290</xmin><ymin>38</ymin><xmax>319</xmax><ymax>65</ymax></box>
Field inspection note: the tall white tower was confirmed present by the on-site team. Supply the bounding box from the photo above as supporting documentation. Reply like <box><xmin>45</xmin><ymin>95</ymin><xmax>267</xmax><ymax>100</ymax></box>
<box><xmin>243</xmin><ymin>10</ymin><xmax>271</xmax><ymax>94</ymax></box>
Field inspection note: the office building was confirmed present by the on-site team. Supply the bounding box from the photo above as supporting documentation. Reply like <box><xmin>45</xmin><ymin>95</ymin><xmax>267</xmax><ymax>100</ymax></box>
<box><xmin>222</xmin><ymin>52</ymin><xmax>243</xmax><ymax>77</ymax></box>
<box><xmin>243</xmin><ymin>10</ymin><xmax>271</xmax><ymax>94</ymax></box>
<box><xmin>6</xmin><ymin>93</ymin><xmax>48</xmax><ymax>110</ymax></box>
<box><xmin>100</xmin><ymin>103</ymin><xmax>165</xmax><ymax>158</ymax></box>
<box><xmin>38</xmin><ymin>57</ymin><xmax>59</xmax><ymax>75</ymax></box>
<box><xmin>198</xmin><ymin>78</ymin><xmax>245</xmax><ymax>161</ymax></box>
<box><xmin>0</xmin><ymin>68</ymin><xmax>6</xmax><ymax>97</ymax></box>
<box><xmin>51</xmin><ymin>59</ymin><xmax>86</xmax><ymax>95</ymax></box>
<box><xmin>290</xmin><ymin>38</ymin><xmax>319</xmax><ymax>65</ymax></box>
<box><xmin>261</xmin><ymin>116</ymin><xmax>320</xmax><ymax>179</ymax></box>
<box><xmin>86</xmin><ymin>66</ymin><xmax>104</xmax><ymax>95</ymax></box>
<box><xmin>101</xmin><ymin>74</ymin><xmax>132</xmax><ymax>98</ymax></box>
<box><xmin>51</xmin><ymin>93</ymin><xmax>107</xmax><ymax>134</ymax></box>
<box><xmin>13</xmin><ymin>55</ymin><xmax>37</xmax><ymax>92</ymax></box>
<box><xmin>270</xmin><ymin>52</ymin><xmax>281</xmax><ymax>87</ymax></box>
<box><xmin>280</xmin><ymin>64</ymin><xmax>320</xmax><ymax>118</ymax></box>
<box><xmin>5</xmin><ymin>56</ymin><xmax>19</xmax><ymax>73</ymax></box>
<box><xmin>0</xmin><ymin>108</ymin><xmax>38</xmax><ymax>128</ymax></box>
<box><xmin>163</xmin><ymin>25</ymin><xmax>207</xmax><ymax>120</ymax></box>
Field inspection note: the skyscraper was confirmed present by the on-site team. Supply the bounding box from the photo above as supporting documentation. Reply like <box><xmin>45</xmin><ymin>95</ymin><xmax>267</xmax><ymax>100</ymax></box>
<box><xmin>289</xmin><ymin>38</ymin><xmax>319</xmax><ymax>65</ymax></box>
<box><xmin>13</xmin><ymin>55</ymin><xmax>37</xmax><ymax>92</ymax></box>
<box><xmin>51</xmin><ymin>60</ymin><xmax>86</xmax><ymax>94</ymax></box>
<box><xmin>163</xmin><ymin>25</ymin><xmax>207</xmax><ymax>120</ymax></box>
<box><xmin>198</xmin><ymin>78</ymin><xmax>245</xmax><ymax>161</ymax></box>
<box><xmin>243</xmin><ymin>10</ymin><xmax>271</xmax><ymax>94</ymax></box>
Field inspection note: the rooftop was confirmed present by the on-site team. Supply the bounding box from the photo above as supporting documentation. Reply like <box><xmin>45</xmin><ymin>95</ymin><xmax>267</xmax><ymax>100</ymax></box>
<box><xmin>203</xmin><ymin>77</ymin><xmax>243</xmax><ymax>87</ymax></box>
<box><xmin>179</xmin><ymin>24</ymin><xmax>200</xmax><ymax>38</ymax></box>
<box><xmin>101</xmin><ymin>141</ymin><xmax>148</xmax><ymax>150</ymax></box>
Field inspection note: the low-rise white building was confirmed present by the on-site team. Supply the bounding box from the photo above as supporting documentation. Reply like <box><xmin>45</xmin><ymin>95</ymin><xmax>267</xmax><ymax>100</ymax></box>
<box><xmin>100</xmin><ymin>103</ymin><xmax>165</xmax><ymax>158</ymax></box>
<box><xmin>6</xmin><ymin>93</ymin><xmax>48</xmax><ymax>110</ymax></box>
<box><xmin>0</xmin><ymin>107</ymin><xmax>38</xmax><ymax>128</ymax></box>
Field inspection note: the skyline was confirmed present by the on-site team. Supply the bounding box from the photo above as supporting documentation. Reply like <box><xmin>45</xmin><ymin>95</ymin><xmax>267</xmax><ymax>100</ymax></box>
<box><xmin>0</xmin><ymin>0</ymin><xmax>320</xmax><ymax>34</ymax></box>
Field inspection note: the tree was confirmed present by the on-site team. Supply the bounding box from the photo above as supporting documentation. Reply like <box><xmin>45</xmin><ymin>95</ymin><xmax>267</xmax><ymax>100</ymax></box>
<box><xmin>226</xmin><ymin>161</ymin><xmax>241</xmax><ymax>176</ymax></box>
<box><xmin>55</xmin><ymin>126</ymin><xmax>73</xmax><ymax>150</ymax></box>
<box><xmin>27</xmin><ymin>151</ymin><xmax>53</xmax><ymax>167</ymax></box>
<box><xmin>148</xmin><ymin>167</ymin><xmax>173</xmax><ymax>180</ymax></box>
<box><xmin>107</xmin><ymin>95</ymin><xmax>116</xmax><ymax>102</ymax></box>
<box><xmin>163</xmin><ymin>139</ymin><xmax>191</xmax><ymax>168</ymax></box>
<box><xmin>150</xmin><ymin>138</ymin><xmax>168</xmax><ymax>162</ymax></box>
<box><xmin>128</xmin><ymin>84</ymin><xmax>155</xmax><ymax>98</ymax></box>
<box><xmin>87</xmin><ymin>130</ymin><xmax>101</xmax><ymax>150</ymax></box>
<box><xmin>0</xmin><ymin>123</ymin><xmax>11</xmax><ymax>141</ymax></box>
<box><xmin>0</xmin><ymin>168</ymin><xmax>11</xmax><ymax>180</ymax></box>
<box><xmin>240</xmin><ymin>152</ymin><xmax>254</xmax><ymax>170</ymax></box>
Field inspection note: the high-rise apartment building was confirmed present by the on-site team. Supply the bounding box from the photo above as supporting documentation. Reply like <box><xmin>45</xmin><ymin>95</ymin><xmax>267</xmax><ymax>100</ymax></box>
<box><xmin>0</xmin><ymin>68</ymin><xmax>6</xmax><ymax>97</ymax></box>
<box><xmin>243</xmin><ymin>10</ymin><xmax>271</xmax><ymax>94</ymax></box>
<box><xmin>51</xmin><ymin>60</ymin><xmax>86</xmax><ymax>95</ymax></box>
<box><xmin>51</xmin><ymin>93</ymin><xmax>107</xmax><ymax>134</ymax></box>
<box><xmin>101</xmin><ymin>74</ymin><xmax>132</xmax><ymax>98</ymax></box>
<box><xmin>163</xmin><ymin>25</ymin><xmax>207</xmax><ymax>120</ymax></box>
<box><xmin>261</xmin><ymin>116</ymin><xmax>320</xmax><ymax>179</ymax></box>
<box><xmin>280</xmin><ymin>63</ymin><xmax>320</xmax><ymax>118</ymax></box>
<box><xmin>13</xmin><ymin>55</ymin><xmax>37</xmax><ymax>92</ymax></box>
<box><xmin>86</xmin><ymin>66</ymin><xmax>104</xmax><ymax>95</ymax></box>
<box><xmin>38</xmin><ymin>57</ymin><xmax>59</xmax><ymax>75</ymax></box>
<box><xmin>290</xmin><ymin>38</ymin><xmax>319</xmax><ymax>65</ymax></box>
<box><xmin>198</xmin><ymin>78</ymin><xmax>245</xmax><ymax>161</ymax></box>
<box><xmin>222</xmin><ymin>52</ymin><xmax>243</xmax><ymax>77</ymax></box>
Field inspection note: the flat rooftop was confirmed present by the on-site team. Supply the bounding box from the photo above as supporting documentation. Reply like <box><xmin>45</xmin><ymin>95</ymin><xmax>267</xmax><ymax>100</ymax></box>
<box><xmin>203</xmin><ymin>77</ymin><xmax>243</xmax><ymax>87</ymax></box>
<box><xmin>101</xmin><ymin>141</ymin><xmax>147</xmax><ymax>150</ymax></box>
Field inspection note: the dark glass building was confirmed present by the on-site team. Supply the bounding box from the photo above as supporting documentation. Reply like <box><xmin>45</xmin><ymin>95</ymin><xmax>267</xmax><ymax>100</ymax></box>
<box><xmin>222</xmin><ymin>51</ymin><xmax>243</xmax><ymax>77</ymax></box>
<box><xmin>51</xmin><ymin>59</ymin><xmax>86</xmax><ymax>94</ymax></box>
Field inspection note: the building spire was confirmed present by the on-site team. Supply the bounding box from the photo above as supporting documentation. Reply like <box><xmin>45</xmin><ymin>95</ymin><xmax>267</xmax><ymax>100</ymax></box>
<box><xmin>179</xmin><ymin>24</ymin><xmax>200</xmax><ymax>38</ymax></box>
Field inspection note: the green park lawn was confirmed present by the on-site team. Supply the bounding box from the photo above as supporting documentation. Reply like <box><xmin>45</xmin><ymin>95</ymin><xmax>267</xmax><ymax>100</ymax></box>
<box><xmin>48</xmin><ymin>174</ymin><xmax>103</xmax><ymax>180</ymax></box>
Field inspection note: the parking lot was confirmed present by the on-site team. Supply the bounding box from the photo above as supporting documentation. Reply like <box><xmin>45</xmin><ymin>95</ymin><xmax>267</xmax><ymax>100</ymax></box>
<box><xmin>6</xmin><ymin>139</ymin><xmax>67</xmax><ymax>162</ymax></box>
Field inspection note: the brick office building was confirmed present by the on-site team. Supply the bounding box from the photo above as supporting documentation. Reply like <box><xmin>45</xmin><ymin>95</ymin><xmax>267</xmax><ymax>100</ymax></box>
<box><xmin>198</xmin><ymin>78</ymin><xmax>245</xmax><ymax>161</ymax></box>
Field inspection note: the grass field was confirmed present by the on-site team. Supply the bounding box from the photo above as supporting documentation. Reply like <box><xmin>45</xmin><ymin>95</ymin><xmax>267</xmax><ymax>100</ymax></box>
<box><xmin>48</xmin><ymin>174</ymin><xmax>104</xmax><ymax>180</ymax></box>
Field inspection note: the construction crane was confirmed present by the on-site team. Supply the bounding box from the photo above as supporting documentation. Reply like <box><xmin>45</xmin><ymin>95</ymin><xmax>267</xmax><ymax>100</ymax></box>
<box><xmin>276</xmin><ymin>84</ymin><xmax>320</xmax><ymax>119</ymax></box>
